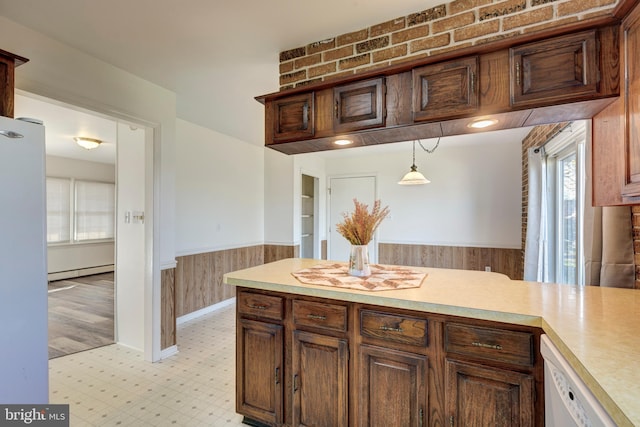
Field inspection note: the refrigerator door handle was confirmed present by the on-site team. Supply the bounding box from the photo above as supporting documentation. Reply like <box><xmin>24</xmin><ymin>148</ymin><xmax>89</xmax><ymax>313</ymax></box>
<box><xmin>0</xmin><ymin>130</ymin><xmax>24</xmax><ymax>139</ymax></box>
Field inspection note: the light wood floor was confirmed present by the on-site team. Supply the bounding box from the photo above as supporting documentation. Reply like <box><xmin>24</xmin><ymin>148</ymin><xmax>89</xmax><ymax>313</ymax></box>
<box><xmin>48</xmin><ymin>272</ymin><xmax>114</xmax><ymax>359</ymax></box>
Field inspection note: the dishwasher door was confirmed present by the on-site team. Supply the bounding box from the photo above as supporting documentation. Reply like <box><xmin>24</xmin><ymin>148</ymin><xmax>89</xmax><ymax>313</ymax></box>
<box><xmin>540</xmin><ymin>335</ymin><xmax>617</xmax><ymax>427</ymax></box>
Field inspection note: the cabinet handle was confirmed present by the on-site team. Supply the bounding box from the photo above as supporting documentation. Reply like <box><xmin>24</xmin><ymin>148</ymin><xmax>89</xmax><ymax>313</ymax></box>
<box><xmin>450</xmin><ymin>415</ymin><xmax>454</xmax><ymax>426</ymax></box>
<box><xmin>248</xmin><ymin>304</ymin><xmax>267</xmax><ymax>310</ymax></box>
<box><xmin>470</xmin><ymin>72</ymin><xmax>475</xmax><ymax>94</ymax></box>
<box><xmin>302</xmin><ymin>104</ymin><xmax>309</xmax><ymax>130</ymax></box>
<box><xmin>472</xmin><ymin>341</ymin><xmax>503</xmax><ymax>350</ymax></box>
<box><xmin>293</xmin><ymin>374</ymin><xmax>299</xmax><ymax>393</ymax></box>
<box><xmin>275</xmin><ymin>367</ymin><xmax>280</xmax><ymax>385</ymax></box>
<box><xmin>419</xmin><ymin>408</ymin><xmax>424</xmax><ymax>427</ymax></box>
<box><xmin>335</xmin><ymin>99</ymin><xmax>339</xmax><ymax>119</ymax></box>
<box><xmin>379</xmin><ymin>325</ymin><xmax>403</xmax><ymax>333</ymax></box>
<box><xmin>515</xmin><ymin>62</ymin><xmax>521</xmax><ymax>86</ymax></box>
<box><xmin>307</xmin><ymin>314</ymin><xmax>327</xmax><ymax>321</ymax></box>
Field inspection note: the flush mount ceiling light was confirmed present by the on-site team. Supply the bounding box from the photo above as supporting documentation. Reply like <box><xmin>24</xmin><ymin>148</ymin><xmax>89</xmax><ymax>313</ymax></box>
<box><xmin>468</xmin><ymin>118</ymin><xmax>499</xmax><ymax>129</ymax></box>
<box><xmin>334</xmin><ymin>139</ymin><xmax>353</xmax><ymax>146</ymax></box>
<box><xmin>399</xmin><ymin>139</ymin><xmax>438</xmax><ymax>185</ymax></box>
<box><xmin>74</xmin><ymin>137</ymin><xmax>102</xmax><ymax>150</ymax></box>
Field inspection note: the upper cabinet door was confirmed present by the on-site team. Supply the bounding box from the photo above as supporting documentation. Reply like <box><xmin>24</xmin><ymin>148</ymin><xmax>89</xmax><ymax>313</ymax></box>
<box><xmin>510</xmin><ymin>30</ymin><xmax>599</xmax><ymax>107</ymax></box>
<box><xmin>271</xmin><ymin>92</ymin><xmax>314</xmax><ymax>143</ymax></box>
<box><xmin>412</xmin><ymin>56</ymin><xmax>479</xmax><ymax>123</ymax></box>
<box><xmin>622</xmin><ymin>3</ymin><xmax>640</xmax><ymax>200</ymax></box>
<box><xmin>333</xmin><ymin>77</ymin><xmax>385</xmax><ymax>133</ymax></box>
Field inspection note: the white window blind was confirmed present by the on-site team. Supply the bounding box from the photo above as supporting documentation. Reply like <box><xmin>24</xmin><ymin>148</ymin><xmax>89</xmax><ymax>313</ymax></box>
<box><xmin>74</xmin><ymin>181</ymin><xmax>115</xmax><ymax>241</ymax></box>
<box><xmin>46</xmin><ymin>177</ymin><xmax>71</xmax><ymax>243</ymax></box>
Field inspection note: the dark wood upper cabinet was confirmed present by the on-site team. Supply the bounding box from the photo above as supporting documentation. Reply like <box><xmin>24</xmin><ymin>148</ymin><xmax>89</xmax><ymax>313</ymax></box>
<box><xmin>510</xmin><ymin>30</ymin><xmax>599</xmax><ymax>107</ymax></box>
<box><xmin>0</xmin><ymin>49</ymin><xmax>29</xmax><ymax>118</ymax></box>
<box><xmin>333</xmin><ymin>77</ymin><xmax>385</xmax><ymax>133</ymax></box>
<box><xmin>412</xmin><ymin>56</ymin><xmax>479</xmax><ymax>122</ymax></box>
<box><xmin>621</xmin><ymin>3</ymin><xmax>640</xmax><ymax>200</ymax></box>
<box><xmin>271</xmin><ymin>92</ymin><xmax>314</xmax><ymax>143</ymax></box>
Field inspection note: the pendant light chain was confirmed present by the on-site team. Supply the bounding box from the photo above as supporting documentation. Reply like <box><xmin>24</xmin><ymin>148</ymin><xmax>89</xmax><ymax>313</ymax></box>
<box><xmin>416</xmin><ymin>137</ymin><xmax>440</xmax><ymax>154</ymax></box>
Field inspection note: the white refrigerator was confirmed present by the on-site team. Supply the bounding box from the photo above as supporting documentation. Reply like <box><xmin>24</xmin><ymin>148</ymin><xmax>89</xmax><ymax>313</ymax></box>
<box><xmin>0</xmin><ymin>115</ymin><xmax>48</xmax><ymax>403</ymax></box>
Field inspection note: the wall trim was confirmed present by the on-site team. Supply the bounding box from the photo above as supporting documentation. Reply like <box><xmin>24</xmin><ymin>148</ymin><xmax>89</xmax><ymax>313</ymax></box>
<box><xmin>378</xmin><ymin>240</ymin><xmax>521</xmax><ymax>250</ymax></box>
<box><xmin>177</xmin><ymin>297</ymin><xmax>236</xmax><ymax>325</ymax></box>
<box><xmin>175</xmin><ymin>242</ymin><xmax>264</xmax><ymax>258</ymax></box>
<box><xmin>160</xmin><ymin>260</ymin><xmax>177</xmax><ymax>270</ymax></box>
<box><xmin>160</xmin><ymin>345</ymin><xmax>178</xmax><ymax>360</ymax></box>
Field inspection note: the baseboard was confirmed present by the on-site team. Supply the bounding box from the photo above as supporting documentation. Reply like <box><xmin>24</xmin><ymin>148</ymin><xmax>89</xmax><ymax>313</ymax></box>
<box><xmin>48</xmin><ymin>265</ymin><xmax>115</xmax><ymax>281</ymax></box>
<box><xmin>160</xmin><ymin>345</ymin><xmax>178</xmax><ymax>360</ymax></box>
<box><xmin>177</xmin><ymin>297</ymin><xmax>236</xmax><ymax>325</ymax></box>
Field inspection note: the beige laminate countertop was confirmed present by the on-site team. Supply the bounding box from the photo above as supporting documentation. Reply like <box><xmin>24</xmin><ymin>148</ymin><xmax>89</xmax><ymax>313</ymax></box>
<box><xmin>223</xmin><ymin>258</ymin><xmax>640</xmax><ymax>427</ymax></box>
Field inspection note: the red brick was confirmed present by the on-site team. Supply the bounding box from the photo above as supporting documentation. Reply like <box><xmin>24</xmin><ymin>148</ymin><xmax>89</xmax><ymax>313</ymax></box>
<box><xmin>308</xmin><ymin>62</ymin><xmax>337</xmax><ymax>78</ymax></box>
<box><xmin>432</xmin><ymin>12</ymin><xmax>475</xmax><ymax>34</ymax></box>
<box><xmin>478</xmin><ymin>0</ymin><xmax>526</xmax><ymax>21</ymax></box>
<box><xmin>370</xmin><ymin>18</ymin><xmax>406</xmax><ymax>37</ymax></box>
<box><xmin>557</xmin><ymin>0</ymin><xmax>616</xmax><ymax>16</ymax></box>
<box><xmin>280</xmin><ymin>70</ymin><xmax>306</xmax><ymax>86</ymax></box>
<box><xmin>294</xmin><ymin>53</ymin><xmax>322</xmax><ymax>69</ymax></box>
<box><xmin>279</xmin><ymin>61</ymin><xmax>294</xmax><ymax>74</ymax></box>
<box><xmin>449</xmin><ymin>0</ymin><xmax>493</xmax><ymax>15</ymax></box>
<box><xmin>453</xmin><ymin>20</ymin><xmax>500</xmax><ymax>42</ymax></box>
<box><xmin>410</xmin><ymin>33</ymin><xmax>451</xmax><ymax>54</ymax></box>
<box><xmin>324</xmin><ymin>45</ymin><xmax>354</xmax><ymax>62</ymax></box>
<box><xmin>339</xmin><ymin>53</ymin><xmax>371</xmax><ymax>70</ymax></box>
<box><xmin>372</xmin><ymin>44</ymin><xmax>408</xmax><ymax>63</ymax></box>
<box><xmin>392</xmin><ymin>24</ymin><xmax>429</xmax><ymax>44</ymax></box>
<box><xmin>503</xmin><ymin>7</ymin><xmax>554</xmax><ymax>31</ymax></box>
<box><xmin>337</xmin><ymin>29</ymin><xmax>369</xmax><ymax>46</ymax></box>
<box><xmin>307</xmin><ymin>38</ymin><xmax>336</xmax><ymax>55</ymax></box>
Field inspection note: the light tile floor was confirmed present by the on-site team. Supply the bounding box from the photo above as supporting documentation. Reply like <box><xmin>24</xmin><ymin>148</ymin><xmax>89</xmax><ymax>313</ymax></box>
<box><xmin>49</xmin><ymin>302</ymin><xmax>245</xmax><ymax>426</ymax></box>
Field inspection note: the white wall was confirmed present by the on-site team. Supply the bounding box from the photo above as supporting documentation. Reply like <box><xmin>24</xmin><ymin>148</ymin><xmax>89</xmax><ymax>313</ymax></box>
<box><xmin>0</xmin><ymin>16</ymin><xmax>176</xmax><ymax>361</ymax></box>
<box><xmin>264</xmin><ymin>148</ymin><xmax>296</xmax><ymax>245</ymax></box>
<box><xmin>46</xmin><ymin>156</ymin><xmax>115</xmax><ymax>274</ymax></box>
<box><xmin>175</xmin><ymin>119</ymin><xmax>264</xmax><ymax>255</ymax></box>
<box><xmin>323</xmin><ymin>135</ymin><xmax>523</xmax><ymax>249</ymax></box>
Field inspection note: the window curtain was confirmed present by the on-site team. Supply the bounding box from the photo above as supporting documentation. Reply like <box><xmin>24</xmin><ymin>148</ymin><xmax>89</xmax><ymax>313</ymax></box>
<box><xmin>524</xmin><ymin>147</ymin><xmax>548</xmax><ymax>281</ymax></box>
<box><xmin>583</xmin><ymin>130</ymin><xmax>635</xmax><ymax>288</ymax></box>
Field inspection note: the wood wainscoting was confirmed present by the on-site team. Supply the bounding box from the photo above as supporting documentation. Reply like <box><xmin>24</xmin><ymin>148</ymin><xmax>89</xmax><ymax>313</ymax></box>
<box><xmin>161</xmin><ymin>268</ymin><xmax>176</xmax><ymax>349</ymax></box>
<box><xmin>264</xmin><ymin>244</ymin><xmax>299</xmax><ymax>264</ymax></box>
<box><xmin>379</xmin><ymin>243</ymin><xmax>523</xmax><ymax>280</ymax></box>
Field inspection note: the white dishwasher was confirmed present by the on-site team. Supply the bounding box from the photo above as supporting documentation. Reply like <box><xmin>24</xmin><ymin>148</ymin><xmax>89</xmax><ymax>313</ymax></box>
<box><xmin>540</xmin><ymin>335</ymin><xmax>617</xmax><ymax>427</ymax></box>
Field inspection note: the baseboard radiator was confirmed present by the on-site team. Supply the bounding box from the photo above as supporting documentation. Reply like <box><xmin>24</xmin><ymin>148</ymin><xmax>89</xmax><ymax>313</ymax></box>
<box><xmin>47</xmin><ymin>264</ymin><xmax>115</xmax><ymax>282</ymax></box>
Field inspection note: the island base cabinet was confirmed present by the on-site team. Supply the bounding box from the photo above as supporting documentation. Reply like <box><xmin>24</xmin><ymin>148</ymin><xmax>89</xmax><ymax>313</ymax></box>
<box><xmin>358</xmin><ymin>345</ymin><xmax>428</xmax><ymax>427</ymax></box>
<box><xmin>291</xmin><ymin>330</ymin><xmax>349</xmax><ymax>427</ymax></box>
<box><xmin>236</xmin><ymin>318</ymin><xmax>283</xmax><ymax>426</ymax></box>
<box><xmin>445</xmin><ymin>359</ymin><xmax>534</xmax><ymax>427</ymax></box>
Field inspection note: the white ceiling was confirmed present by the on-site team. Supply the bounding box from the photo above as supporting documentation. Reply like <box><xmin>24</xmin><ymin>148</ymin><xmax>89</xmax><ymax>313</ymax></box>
<box><xmin>0</xmin><ymin>0</ymin><xmax>445</xmax><ymax>146</ymax></box>
<box><xmin>3</xmin><ymin>0</ymin><xmax>533</xmax><ymax>162</ymax></box>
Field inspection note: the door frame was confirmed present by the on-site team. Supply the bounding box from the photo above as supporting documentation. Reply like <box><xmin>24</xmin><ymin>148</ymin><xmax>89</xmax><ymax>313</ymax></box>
<box><xmin>327</xmin><ymin>173</ymin><xmax>379</xmax><ymax>262</ymax></box>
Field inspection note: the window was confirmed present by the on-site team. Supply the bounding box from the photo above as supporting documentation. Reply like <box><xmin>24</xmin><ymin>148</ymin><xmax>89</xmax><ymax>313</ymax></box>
<box><xmin>544</xmin><ymin>122</ymin><xmax>585</xmax><ymax>285</ymax></box>
<box><xmin>46</xmin><ymin>177</ymin><xmax>71</xmax><ymax>243</ymax></box>
<box><xmin>46</xmin><ymin>178</ymin><xmax>115</xmax><ymax>244</ymax></box>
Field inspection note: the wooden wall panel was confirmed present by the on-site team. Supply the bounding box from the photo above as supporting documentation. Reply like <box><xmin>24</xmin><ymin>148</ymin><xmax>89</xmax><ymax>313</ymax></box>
<box><xmin>160</xmin><ymin>268</ymin><xmax>176</xmax><ymax>350</ymax></box>
<box><xmin>378</xmin><ymin>243</ymin><xmax>523</xmax><ymax>280</ymax></box>
<box><xmin>176</xmin><ymin>245</ymin><xmax>264</xmax><ymax>317</ymax></box>
<box><xmin>264</xmin><ymin>244</ymin><xmax>299</xmax><ymax>264</ymax></box>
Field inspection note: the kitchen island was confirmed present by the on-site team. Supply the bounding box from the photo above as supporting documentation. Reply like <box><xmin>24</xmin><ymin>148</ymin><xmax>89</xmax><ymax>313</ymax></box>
<box><xmin>224</xmin><ymin>258</ymin><xmax>640</xmax><ymax>427</ymax></box>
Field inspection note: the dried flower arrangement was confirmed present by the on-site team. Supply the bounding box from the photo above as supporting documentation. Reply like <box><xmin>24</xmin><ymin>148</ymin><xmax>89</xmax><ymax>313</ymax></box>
<box><xmin>336</xmin><ymin>199</ymin><xmax>390</xmax><ymax>246</ymax></box>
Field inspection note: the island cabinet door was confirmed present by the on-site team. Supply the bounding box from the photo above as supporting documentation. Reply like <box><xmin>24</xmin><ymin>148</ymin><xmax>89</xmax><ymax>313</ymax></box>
<box><xmin>445</xmin><ymin>359</ymin><xmax>534</xmax><ymax>427</ymax></box>
<box><xmin>358</xmin><ymin>344</ymin><xmax>428</xmax><ymax>427</ymax></box>
<box><xmin>291</xmin><ymin>330</ymin><xmax>349</xmax><ymax>427</ymax></box>
<box><xmin>236</xmin><ymin>318</ymin><xmax>284</xmax><ymax>426</ymax></box>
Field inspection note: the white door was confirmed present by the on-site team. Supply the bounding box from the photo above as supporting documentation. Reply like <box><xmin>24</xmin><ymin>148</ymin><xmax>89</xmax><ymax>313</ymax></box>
<box><xmin>328</xmin><ymin>175</ymin><xmax>377</xmax><ymax>262</ymax></box>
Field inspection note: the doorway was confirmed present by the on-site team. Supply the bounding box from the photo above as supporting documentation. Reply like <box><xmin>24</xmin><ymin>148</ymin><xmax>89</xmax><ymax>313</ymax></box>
<box><xmin>328</xmin><ymin>175</ymin><xmax>377</xmax><ymax>262</ymax></box>
<box><xmin>301</xmin><ymin>174</ymin><xmax>319</xmax><ymax>259</ymax></box>
<box><xmin>15</xmin><ymin>92</ymin><xmax>150</xmax><ymax>358</ymax></box>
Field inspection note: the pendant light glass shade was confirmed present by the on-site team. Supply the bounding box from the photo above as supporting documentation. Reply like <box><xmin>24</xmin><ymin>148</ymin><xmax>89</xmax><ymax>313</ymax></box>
<box><xmin>398</xmin><ymin>141</ymin><xmax>430</xmax><ymax>185</ymax></box>
<box><xmin>74</xmin><ymin>137</ymin><xmax>102</xmax><ymax>150</ymax></box>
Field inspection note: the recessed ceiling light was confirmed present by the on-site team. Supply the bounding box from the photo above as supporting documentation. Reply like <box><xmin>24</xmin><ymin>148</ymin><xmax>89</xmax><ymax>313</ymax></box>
<box><xmin>468</xmin><ymin>119</ymin><xmax>498</xmax><ymax>129</ymax></box>
<box><xmin>334</xmin><ymin>139</ymin><xmax>353</xmax><ymax>146</ymax></box>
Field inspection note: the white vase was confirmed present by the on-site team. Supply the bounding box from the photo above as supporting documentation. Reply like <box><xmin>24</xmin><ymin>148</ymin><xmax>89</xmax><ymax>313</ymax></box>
<box><xmin>348</xmin><ymin>245</ymin><xmax>371</xmax><ymax>277</ymax></box>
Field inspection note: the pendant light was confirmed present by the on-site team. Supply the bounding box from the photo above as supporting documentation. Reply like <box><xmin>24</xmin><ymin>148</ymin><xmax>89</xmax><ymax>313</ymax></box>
<box><xmin>398</xmin><ymin>140</ymin><xmax>430</xmax><ymax>185</ymax></box>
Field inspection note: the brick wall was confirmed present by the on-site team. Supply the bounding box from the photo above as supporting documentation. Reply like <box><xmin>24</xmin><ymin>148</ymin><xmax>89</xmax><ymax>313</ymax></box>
<box><xmin>279</xmin><ymin>0</ymin><xmax>618</xmax><ymax>89</ymax></box>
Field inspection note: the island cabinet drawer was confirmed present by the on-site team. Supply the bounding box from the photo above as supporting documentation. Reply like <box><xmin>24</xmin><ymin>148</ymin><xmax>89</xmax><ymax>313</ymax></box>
<box><xmin>237</xmin><ymin>290</ymin><xmax>284</xmax><ymax>321</ymax></box>
<box><xmin>445</xmin><ymin>323</ymin><xmax>534</xmax><ymax>367</ymax></box>
<box><xmin>360</xmin><ymin>309</ymin><xmax>428</xmax><ymax>347</ymax></box>
<box><xmin>292</xmin><ymin>299</ymin><xmax>348</xmax><ymax>333</ymax></box>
